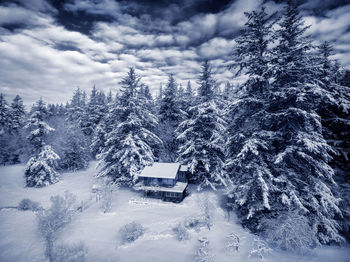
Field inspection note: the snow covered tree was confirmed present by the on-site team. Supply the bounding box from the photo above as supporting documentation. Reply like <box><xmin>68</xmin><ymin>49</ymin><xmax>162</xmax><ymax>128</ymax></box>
<box><xmin>25</xmin><ymin>99</ymin><xmax>60</xmax><ymax>187</ymax></box>
<box><xmin>194</xmin><ymin>237</ymin><xmax>215</xmax><ymax>262</ymax></box>
<box><xmin>316</xmin><ymin>41</ymin><xmax>350</xmax><ymax>180</ymax></box>
<box><xmin>315</xmin><ymin>42</ymin><xmax>350</xmax><ymax>241</ymax></box>
<box><xmin>59</xmin><ymin>127</ymin><xmax>89</xmax><ymax>171</ymax></box>
<box><xmin>0</xmin><ymin>93</ymin><xmax>9</xmax><ymax>135</ymax></box>
<box><xmin>97</xmin><ymin>68</ymin><xmax>161</xmax><ymax>185</ymax></box>
<box><xmin>267</xmin><ymin>1</ymin><xmax>343</xmax><ymax>244</ymax></box>
<box><xmin>26</xmin><ymin>99</ymin><xmax>53</xmax><ymax>154</ymax></box>
<box><xmin>158</xmin><ymin>74</ymin><xmax>184</xmax><ymax>161</ymax></box>
<box><xmin>177</xmin><ymin>61</ymin><xmax>226</xmax><ymax>189</ymax></box>
<box><xmin>0</xmin><ymin>94</ymin><xmax>10</xmax><ymax>164</ymax></box>
<box><xmin>66</xmin><ymin>88</ymin><xmax>85</xmax><ymax>126</ymax></box>
<box><xmin>225</xmin><ymin>7</ymin><xmax>276</xmax><ymax>226</ymax></box>
<box><xmin>6</xmin><ymin>95</ymin><xmax>27</xmax><ymax>164</ymax></box>
<box><xmin>226</xmin><ymin>2</ymin><xmax>344</xmax><ymax>245</ymax></box>
<box><xmin>25</xmin><ymin>145</ymin><xmax>60</xmax><ymax>187</ymax></box>
<box><xmin>81</xmin><ymin>86</ymin><xmax>107</xmax><ymax>137</ymax></box>
<box><xmin>37</xmin><ymin>191</ymin><xmax>76</xmax><ymax>262</ymax></box>
<box><xmin>9</xmin><ymin>95</ymin><xmax>26</xmax><ymax>134</ymax></box>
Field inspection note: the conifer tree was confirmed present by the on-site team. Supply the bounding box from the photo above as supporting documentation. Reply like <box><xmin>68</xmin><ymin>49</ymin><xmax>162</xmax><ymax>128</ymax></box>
<box><xmin>268</xmin><ymin>1</ymin><xmax>343</xmax><ymax>244</ymax></box>
<box><xmin>97</xmin><ymin>68</ymin><xmax>161</xmax><ymax>185</ymax></box>
<box><xmin>178</xmin><ymin>61</ymin><xmax>226</xmax><ymax>189</ymax></box>
<box><xmin>225</xmin><ymin>7</ymin><xmax>276</xmax><ymax>227</ymax></box>
<box><xmin>0</xmin><ymin>94</ymin><xmax>10</xmax><ymax>164</ymax></box>
<box><xmin>25</xmin><ymin>99</ymin><xmax>59</xmax><ymax>187</ymax></box>
<box><xmin>158</xmin><ymin>74</ymin><xmax>183</xmax><ymax>161</ymax></box>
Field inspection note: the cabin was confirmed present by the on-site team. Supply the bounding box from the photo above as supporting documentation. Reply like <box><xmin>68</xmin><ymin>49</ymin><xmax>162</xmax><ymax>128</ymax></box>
<box><xmin>134</xmin><ymin>163</ymin><xmax>189</xmax><ymax>202</ymax></box>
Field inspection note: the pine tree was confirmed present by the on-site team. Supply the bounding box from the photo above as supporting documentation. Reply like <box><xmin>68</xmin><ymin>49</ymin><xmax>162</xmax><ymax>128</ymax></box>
<box><xmin>158</xmin><ymin>74</ymin><xmax>183</xmax><ymax>161</ymax></box>
<box><xmin>66</xmin><ymin>88</ymin><xmax>85</xmax><ymax>126</ymax></box>
<box><xmin>0</xmin><ymin>93</ymin><xmax>9</xmax><ymax>135</ymax></box>
<box><xmin>6</xmin><ymin>95</ymin><xmax>27</xmax><ymax>164</ymax></box>
<box><xmin>25</xmin><ymin>99</ymin><xmax>60</xmax><ymax>187</ymax></box>
<box><xmin>316</xmin><ymin>42</ymin><xmax>350</xmax><ymax>241</ymax></box>
<box><xmin>225</xmin><ymin>7</ymin><xmax>276</xmax><ymax>228</ymax></box>
<box><xmin>0</xmin><ymin>94</ymin><xmax>10</xmax><ymax>164</ymax></box>
<box><xmin>268</xmin><ymin>1</ymin><xmax>343</xmax><ymax>244</ymax></box>
<box><xmin>97</xmin><ymin>68</ymin><xmax>161</xmax><ymax>185</ymax></box>
<box><xmin>177</xmin><ymin>61</ymin><xmax>226</xmax><ymax>189</ymax></box>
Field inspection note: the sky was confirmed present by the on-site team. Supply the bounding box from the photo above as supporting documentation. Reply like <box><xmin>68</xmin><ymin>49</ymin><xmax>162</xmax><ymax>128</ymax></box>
<box><xmin>0</xmin><ymin>0</ymin><xmax>350</xmax><ymax>107</ymax></box>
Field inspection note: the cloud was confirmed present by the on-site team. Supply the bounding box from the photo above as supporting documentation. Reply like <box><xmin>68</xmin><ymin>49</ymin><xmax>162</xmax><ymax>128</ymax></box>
<box><xmin>0</xmin><ymin>3</ymin><xmax>54</xmax><ymax>27</ymax></box>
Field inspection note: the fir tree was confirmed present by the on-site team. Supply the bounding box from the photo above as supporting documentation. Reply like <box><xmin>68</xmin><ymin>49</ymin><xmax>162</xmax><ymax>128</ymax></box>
<box><xmin>97</xmin><ymin>68</ymin><xmax>161</xmax><ymax>185</ymax></box>
<box><xmin>158</xmin><ymin>74</ymin><xmax>183</xmax><ymax>161</ymax></box>
<box><xmin>9</xmin><ymin>95</ymin><xmax>25</xmax><ymax>133</ymax></box>
<box><xmin>177</xmin><ymin>61</ymin><xmax>226</xmax><ymax>189</ymax></box>
<box><xmin>269</xmin><ymin>1</ymin><xmax>343</xmax><ymax>244</ymax></box>
<box><xmin>0</xmin><ymin>93</ymin><xmax>9</xmax><ymax>135</ymax></box>
<box><xmin>0</xmin><ymin>94</ymin><xmax>10</xmax><ymax>164</ymax></box>
<box><xmin>25</xmin><ymin>99</ymin><xmax>59</xmax><ymax>187</ymax></box>
<box><xmin>225</xmin><ymin>7</ymin><xmax>276</xmax><ymax>228</ymax></box>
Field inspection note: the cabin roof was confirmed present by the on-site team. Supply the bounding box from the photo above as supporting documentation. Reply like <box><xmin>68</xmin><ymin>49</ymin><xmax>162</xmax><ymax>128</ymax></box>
<box><xmin>134</xmin><ymin>182</ymin><xmax>188</xmax><ymax>193</ymax></box>
<box><xmin>179</xmin><ymin>165</ymin><xmax>189</xmax><ymax>172</ymax></box>
<box><xmin>139</xmin><ymin>162</ymin><xmax>180</xmax><ymax>179</ymax></box>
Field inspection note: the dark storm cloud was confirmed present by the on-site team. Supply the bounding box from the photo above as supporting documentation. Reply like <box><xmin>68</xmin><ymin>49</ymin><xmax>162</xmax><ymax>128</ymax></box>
<box><xmin>0</xmin><ymin>0</ymin><xmax>350</xmax><ymax>106</ymax></box>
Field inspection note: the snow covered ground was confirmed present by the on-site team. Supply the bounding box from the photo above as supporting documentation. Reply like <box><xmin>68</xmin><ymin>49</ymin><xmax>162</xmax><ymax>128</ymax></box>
<box><xmin>0</xmin><ymin>162</ymin><xmax>349</xmax><ymax>262</ymax></box>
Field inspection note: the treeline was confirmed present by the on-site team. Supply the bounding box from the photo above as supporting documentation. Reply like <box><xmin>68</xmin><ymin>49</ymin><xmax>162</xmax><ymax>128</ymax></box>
<box><xmin>0</xmin><ymin>1</ymin><xmax>350</xmax><ymax>249</ymax></box>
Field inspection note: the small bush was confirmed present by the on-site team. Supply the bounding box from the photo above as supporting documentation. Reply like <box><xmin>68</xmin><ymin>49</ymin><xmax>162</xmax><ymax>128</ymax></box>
<box><xmin>18</xmin><ymin>198</ymin><xmax>42</xmax><ymax>211</ymax></box>
<box><xmin>119</xmin><ymin>221</ymin><xmax>145</xmax><ymax>244</ymax></box>
<box><xmin>172</xmin><ymin>223</ymin><xmax>190</xmax><ymax>241</ymax></box>
<box><xmin>53</xmin><ymin>242</ymin><xmax>88</xmax><ymax>262</ymax></box>
<box><xmin>37</xmin><ymin>191</ymin><xmax>77</xmax><ymax>261</ymax></box>
<box><xmin>100</xmin><ymin>182</ymin><xmax>114</xmax><ymax>213</ymax></box>
<box><xmin>261</xmin><ymin>210</ymin><xmax>316</xmax><ymax>254</ymax></box>
<box><xmin>184</xmin><ymin>216</ymin><xmax>206</xmax><ymax>231</ymax></box>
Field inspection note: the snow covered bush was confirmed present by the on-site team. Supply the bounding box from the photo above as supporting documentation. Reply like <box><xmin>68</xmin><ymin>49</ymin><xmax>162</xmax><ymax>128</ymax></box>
<box><xmin>18</xmin><ymin>198</ymin><xmax>42</xmax><ymax>211</ymax></box>
<box><xmin>194</xmin><ymin>237</ymin><xmax>215</xmax><ymax>262</ymax></box>
<box><xmin>200</xmin><ymin>194</ymin><xmax>213</xmax><ymax>231</ymax></box>
<box><xmin>37</xmin><ymin>191</ymin><xmax>77</xmax><ymax>262</ymax></box>
<box><xmin>184</xmin><ymin>216</ymin><xmax>206</xmax><ymax>232</ymax></box>
<box><xmin>260</xmin><ymin>210</ymin><xmax>316</xmax><ymax>253</ymax></box>
<box><xmin>25</xmin><ymin>145</ymin><xmax>60</xmax><ymax>187</ymax></box>
<box><xmin>249</xmin><ymin>238</ymin><xmax>272</xmax><ymax>260</ymax></box>
<box><xmin>119</xmin><ymin>221</ymin><xmax>145</xmax><ymax>244</ymax></box>
<box><xmin>100</xmin><ymin>181</ymin><xmax>114</xmax><ymax>213</ymax></box>
<box><xmin>226</xmin><ymin>233</ymin><xmax>240</xmax><ymax>253</ymax></box>
<box><xmin>53</xmin><ymin>242</ymin><xmax>87</xmax><ymax>262</ymax></box>
<box><xmin>172</xmin><ymin>223</ymin><xmax>190</xmax><ymax>241</ymax></box>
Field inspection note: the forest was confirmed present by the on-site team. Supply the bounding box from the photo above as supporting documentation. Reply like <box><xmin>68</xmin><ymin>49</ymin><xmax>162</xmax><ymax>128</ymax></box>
<box><xmin>0</xmin><ymin>1</ymin><xmax>350</xmax><ymax>257</ymax></box>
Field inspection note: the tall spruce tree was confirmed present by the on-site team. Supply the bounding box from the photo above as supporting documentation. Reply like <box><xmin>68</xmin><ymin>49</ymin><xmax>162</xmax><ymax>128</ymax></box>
<box><xmin>25</xmin><ymin>99</ymin><xmax>59</xmax><ymax>187</ymax></box>
<box><xmin>225</xmin><ymin>7</ymin><xmax>276</xmax><ymax>228</ymax></box>
<box><xmin>268</xmin><ymin>1</ymin><xmax>343</xmax><ymax>244</ymax></box>
<box><xmin>0</xmin><ymin>94</ymin><xmax>10</xmax><ymax>164</ymax></box>
<box><xmin>316</xmin><ymin>41</ymin><xmax>350</xmax><ymax>241</ymax></box>
<box><xmin>158</xmin><ymin>74</ymin><xmax>183</xmax><ymax>161</ymax></box>
<box><xmin>177</xmin><ymin>61</ymin><xmax>226</xmax><ymax>190</ymax></box>
<box><xmin>97</xmin><ymin>68</ymin><xmax>161</xmax><ymax>185</ymax></box>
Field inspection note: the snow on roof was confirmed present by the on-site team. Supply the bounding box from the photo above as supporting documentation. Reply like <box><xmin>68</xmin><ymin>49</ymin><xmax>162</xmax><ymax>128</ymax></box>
<box><xmin>139</xmin><ymin>163</ymin><xmax>180</xmax><ymax>179</ymax></box>
<box><xmin>134</xmin><ymin>182</ymin><xmax>188</xmax><ymax>193</ymax></box>
<box><xmin>179</xmin><ymin>165</ymin><xmax>189</xmax><ymax>172</ymax></box>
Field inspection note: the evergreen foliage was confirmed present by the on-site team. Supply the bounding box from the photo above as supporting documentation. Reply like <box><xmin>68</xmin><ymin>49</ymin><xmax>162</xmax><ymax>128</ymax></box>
<box><xmin>177</xmin><ymin>61</ymin><xmax>226</xmax><ymax>189</ymax></box>
<box><xmin>97</xmin><ymin>68</ymin><xmax>161</xmax><ymax>185</ymax></box>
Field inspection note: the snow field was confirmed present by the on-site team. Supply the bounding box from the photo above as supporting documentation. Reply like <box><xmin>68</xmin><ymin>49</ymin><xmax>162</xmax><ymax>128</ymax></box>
<box><xmin>1</xmin><ymin>162</ymin><xmax>350</xmax><ymax>262</ymax></box>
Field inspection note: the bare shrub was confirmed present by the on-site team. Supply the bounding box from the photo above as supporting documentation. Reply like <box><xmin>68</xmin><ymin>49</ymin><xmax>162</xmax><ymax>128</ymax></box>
<box><xmin>18</xmin><ymin>198</ymin><xmax>42</xmax><ymax>211</ymax></box>
<box><xmin>119</xmin><ymin>221</ymin><xmax>145</xmax><ymax>244</ymax></box>
<box><xmin>194</xmin><ymin>237</ymin><xmax>215</xmax><ymax>262</ymax></box>
<box><xmin>226</xmin><ymin>233</ymin><xmax>240</xmax><ymax>252</ymax></box>
<box><xmin>37</xmin><ymin>191</ymin><xmax>76</xmax><ymax>262</ymax></box>
<box><xmin>261</xmin><ymin>210</ymin><xmax>316</xmax><ymax>254</ymax></box>
<box><xmin>172</xmin><ymin>223</ymin><xmax>190</xmax><ymax>241</ymax></box>
<box><xmin>53</xmin><ymin>242</ymin><xmax>88</xmax><ymax>262</ymax></box>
